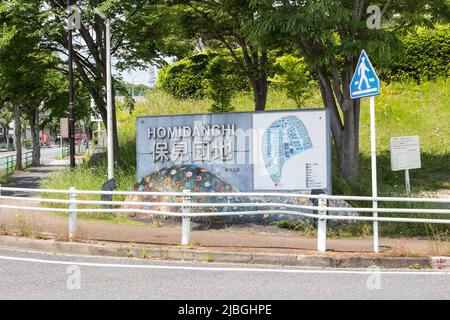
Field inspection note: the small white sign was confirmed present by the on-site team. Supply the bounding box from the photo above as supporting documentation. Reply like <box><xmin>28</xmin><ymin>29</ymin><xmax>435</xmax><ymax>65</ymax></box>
<box><xmin>390</xmin><ymin>136</ymin><xmax>421</xmax><ymax>171</ymax></box>
<box><xmin>60</xmin><ymin>118</ymin><xmax>69</xmax><ymax>138</ymax></box>
<box><xmin>90</xmin><ymin>114</ymin><xmax>102</xmax><ymax>122</ymax></box>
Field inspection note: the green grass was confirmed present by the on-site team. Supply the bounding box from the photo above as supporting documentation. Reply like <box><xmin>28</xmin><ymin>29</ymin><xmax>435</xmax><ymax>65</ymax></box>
<box><xmin>40</xmin><ymin>80</ymin><xmax>450</xmax><ymax>237</ymax></box>
<box><xmin>39</xmin><ymin>156</ymin><xmax>138</xmax><ymax>223</ymax></box>
<box><xmin>356</xmin><ymin>79</ymin><xmax>450</xmax><ymax>194</ymax></box>
<box><xmin>0</xmin><ymin>173</ymin><xmax>12</xmax><ymax>184</ymax></box>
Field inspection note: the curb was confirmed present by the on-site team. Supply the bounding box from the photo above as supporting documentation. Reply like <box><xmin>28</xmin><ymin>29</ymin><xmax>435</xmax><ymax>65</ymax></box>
<box><xmin>0</xmin><ymin>235</ymin><xmax>446</xmax><ymax>269</ymax></box>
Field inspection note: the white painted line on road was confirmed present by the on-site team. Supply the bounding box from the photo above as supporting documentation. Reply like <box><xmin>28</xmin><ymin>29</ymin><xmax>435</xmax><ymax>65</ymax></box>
<box><xmin>0</xmin><ymin>255</ymin><xmax>448</xmax><ymax>276</ymax></box>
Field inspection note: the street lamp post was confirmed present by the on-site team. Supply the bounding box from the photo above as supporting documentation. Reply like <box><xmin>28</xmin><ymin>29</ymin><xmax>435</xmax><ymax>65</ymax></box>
<box><xmin>95</xmin><ymin>8</ymin><xmax>114</xmax><ymax>180</ymax></box>
<box><xmin>67</xmin><ymin>0</ymin><xmax>76</xmax><ymax>168</ymax></box>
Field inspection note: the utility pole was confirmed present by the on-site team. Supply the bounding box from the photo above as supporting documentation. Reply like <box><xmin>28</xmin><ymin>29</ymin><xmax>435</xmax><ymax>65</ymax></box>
<box><xmin>94</xmin><ymin>8</ymin><xmax>114</xmax><ymax>180</ymax></box>
<box><xmin>67</xmin><ymin>0</ymin><xmax>76</xmax><ymax>168</ymax></box>
<box><xmin>106</xmin><ymin>18</ymin><xmax>114</xmax><ymax>180</ymax></box>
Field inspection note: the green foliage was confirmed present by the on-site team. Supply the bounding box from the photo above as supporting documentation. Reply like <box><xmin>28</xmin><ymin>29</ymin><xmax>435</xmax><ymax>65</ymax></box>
<box><xmin>270</xmin><ymin>55</ymin><xmax>313</xmax><ymax>108</ymax></box>
<box><xmin>203</xmin><ymin>56</ymin><xmax>239</xmax><ymax>113</ymax></box>
<box><xmin>158</xmin><ymin>52</ymin><xmax>248</xmax><ymax>100</ymax></box>
<box><xmin>384</xmin><ymin>25</ymin><xmax>450</xmax><ymax>82</ymax></box>
<box><xmin>249</xmin><ymin>0</ymin><xmax>450</xmax><ymax>180</ymax></box>
<box><xmin>3</xmin><ymin>0</ymin><xmax>192</xmax><ymax>163</ymax></box>
<box><xmin>0</xmin><ymin>0</ymin><xmax>90</xmax><ymax>133</ymax></box>
<box><xmin>23</xmin><ymin>140</ymin><xmax>32</xmax><ymax>149</ymax></box>
<box><xmin>158</xmin><ymin>53</ymin><xmax>212</xmax><ymax>99</ymax></box>
<box><xmin>175</xmin><ymin>0</ymin><xmax>272</xmax><ymax>110</ymax></box>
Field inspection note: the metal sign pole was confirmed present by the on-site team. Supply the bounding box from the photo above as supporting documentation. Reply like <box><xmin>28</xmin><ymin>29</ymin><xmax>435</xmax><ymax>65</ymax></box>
<box><xmin>95</xmin><ymin>8</ymin><xmax>114</xmax><ymax>181</ymax></box>
<box><xmin>350</xmin><ymin>50</ymin><xmax>381</xmax><ymax>254</ymax></box>
<box><xmin>405</xmin><ymin>169</ymin><xmax>411</xmax><ymax>195</ymax></box>
<box><xmin>370</xmin><ymin>95</ymin><xmax>379</xmax><ymax>253</ymax></box>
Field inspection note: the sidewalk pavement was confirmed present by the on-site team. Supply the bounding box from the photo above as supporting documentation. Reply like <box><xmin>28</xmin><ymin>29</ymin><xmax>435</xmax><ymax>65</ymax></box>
<box><xmin>1</xmin><ymin>166</ymin><xmax>66</xmax><ymax>197</ymax></box>
<box><xmin>0</xmin><ymin>198</ymin><xmax>448</xmax><ymax>258</ymax></box>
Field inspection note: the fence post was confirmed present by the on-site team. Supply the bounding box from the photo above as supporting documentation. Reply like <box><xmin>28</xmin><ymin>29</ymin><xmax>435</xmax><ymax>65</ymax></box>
<box><xmin>317</xmin><ymin>196</ymin><xmax>327</xmax><ymax>253</ymax></box>
<box><xmin>6</xmin><ymin>156</ymin><xmax>9</xmax><ymax>175</ymax></box>
<box><xmin>69</xmin><ymin>187</ymin><xmax>78</xmax><ymax>241</ymax></box>
<box><xmin>181</xmin><ymin>189</ymin><xmax>191</xmax><ymax>246</ymax></box>
<box><xmin>25</xmin><ymin>152</ymin><xmax>30</xmax><ymax>167</ymax></box>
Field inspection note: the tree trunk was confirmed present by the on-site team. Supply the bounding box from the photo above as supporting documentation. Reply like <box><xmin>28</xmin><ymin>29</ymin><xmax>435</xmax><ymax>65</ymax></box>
<box><xmin>5</xmin><ymin>127</ymin><xmax>9</xmax><ymax>151</ymax></box>
<box><xmin>337</xmin><ymin>104</ymin><xmax>360</xmax><ymax>181</ymax></box>
<box><xmin>31</xmin><ymin>109</ymin><xmax>40</xmax><ymax>166</ymax></box>
<box><xmin>14</xmin><ymin>105</ymin><xmax>23</xmax><ymax>171</ymax></box>
<box><xmin>239</xmin><ymin>46</ymin><xmax>269</xmax><ymax>111</ymax></box>
<box><xmin>251</xmin><ymin>75</ymin><xmax>268</xmax><ymax>111</ymax></box>
<box><xmin>316</xmin><ymin>67</ymin><xmax>361</xmax><ymax>181</ymax></box>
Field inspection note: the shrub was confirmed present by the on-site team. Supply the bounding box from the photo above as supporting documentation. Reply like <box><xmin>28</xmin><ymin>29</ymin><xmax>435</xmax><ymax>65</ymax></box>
<box><xmin>203</xmin><ymin>55</ymin><xmax>239</xmax><ymax>113</ymax></box>
<box><xmin>385</xmin><ymin>25</ymin><xmax>450</xmax><ymax>82</ymax></box>
<box><xmin>157</xmin><ymin>53</ymin><xmax>212</xmax><ymax>99</ymax></box>
<box><xmin>269</xmin><ymin>55</ymin><xmax>313</xmax><ymax>108</ymax></box>
<box><xmin>23</xmin><ymin>140</ymin><xmax>32</xmax><ymax>149</ymax></box>
<box><xmin>157</xmin><ymin>51</ymin><xmax>249</xmax><ymax>100</ymax></box>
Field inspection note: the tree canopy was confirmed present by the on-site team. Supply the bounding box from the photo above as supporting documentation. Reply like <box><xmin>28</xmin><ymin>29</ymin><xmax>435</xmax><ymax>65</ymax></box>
<box><xmin>248</xmin><ymin>0</ymin><xmax>450</xmax><ymax>180</ymax></box>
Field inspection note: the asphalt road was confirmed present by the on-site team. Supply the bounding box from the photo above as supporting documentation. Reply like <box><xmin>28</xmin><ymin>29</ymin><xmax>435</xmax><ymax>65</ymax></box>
<box><xmin>0</xmin><ymin>247</ymin><xmax>448</xmax><ymax>300</ymax></box>
<box><xmin>0</xmin><ymin>145</ymin><xmax>62</xmax><ymax>163</ymax></box>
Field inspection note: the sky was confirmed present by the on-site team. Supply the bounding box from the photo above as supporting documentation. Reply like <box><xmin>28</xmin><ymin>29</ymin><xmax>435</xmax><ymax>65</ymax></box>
<box><xmin>118</xmin><ymin>65</ymin><xmax>158</xmax><ymax>88</ymax></box>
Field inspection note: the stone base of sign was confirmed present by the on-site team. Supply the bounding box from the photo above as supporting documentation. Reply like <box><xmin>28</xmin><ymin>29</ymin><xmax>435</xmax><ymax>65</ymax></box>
<box><xmin>123</xmin><ymin>164</ymin><xmax>358</xmax><ymax>225</ymax></box>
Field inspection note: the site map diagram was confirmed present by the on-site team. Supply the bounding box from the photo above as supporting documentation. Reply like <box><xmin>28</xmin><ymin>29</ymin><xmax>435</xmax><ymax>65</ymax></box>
<box><xmin>262</xmin><ymin>116</ymin><xmax>313</xmax><ymax>185</ymax></box>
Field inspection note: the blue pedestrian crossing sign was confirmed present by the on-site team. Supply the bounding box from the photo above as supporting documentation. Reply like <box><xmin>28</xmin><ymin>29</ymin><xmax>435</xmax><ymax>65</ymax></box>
<box><xmin>350</xmin><ymin>50</ymin><xmax>380</xmax><ymax>99</ymax></box>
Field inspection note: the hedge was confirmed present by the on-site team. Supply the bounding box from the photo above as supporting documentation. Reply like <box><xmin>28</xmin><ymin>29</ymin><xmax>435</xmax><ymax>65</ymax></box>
<box><xmin>385</xmin><ymin>24</ymin><xmax>450</xmax><ymax>82</ymax></box>
<box><xmin>157</xmin><ymin>52</ymin><xmax>248</xmax><ymax>99</ymax></box>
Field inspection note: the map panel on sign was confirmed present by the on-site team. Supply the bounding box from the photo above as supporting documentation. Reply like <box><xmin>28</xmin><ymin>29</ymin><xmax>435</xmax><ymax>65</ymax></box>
<box><xmin>253</xmin><ymin>111</ymin><xmax>328</xmax><ymax>191</ymax></box>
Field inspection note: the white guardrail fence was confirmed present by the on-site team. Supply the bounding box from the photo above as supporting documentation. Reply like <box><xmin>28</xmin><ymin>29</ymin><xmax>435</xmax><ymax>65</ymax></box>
<box><xmin>0</xmin><ymin>186</ymin><xmax>449</xmax><ymax>253</ymax></box>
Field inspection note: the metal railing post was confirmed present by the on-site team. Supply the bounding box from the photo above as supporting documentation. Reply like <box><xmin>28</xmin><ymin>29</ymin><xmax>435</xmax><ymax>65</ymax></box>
<box><xmin>317</xmin><ymin>196</ymin><xmax>327</xmax><ymax>253</ymax></box>
<box><xmin>69</xmin><ymin>187</ymin><xmax>78</xmax><ymax>241</ymax></box>
<box><xmin>25</xmin><ymin>152</ymin><xmax>30</xmax><ymax>167</ymax></box>
<box><xmin>5</xmin><ymin>156</ymin><xmax>9</xmax><ymax>175</ymax></box>
<box><xmin>181</xmin><ymin>189</ymin><xmax>191</xmax><ymax>246</ymax></box>
<box><xmin>10</xmin><ymin>155</ymin><xmax>14</xmax><ymax>173</ymax></box>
